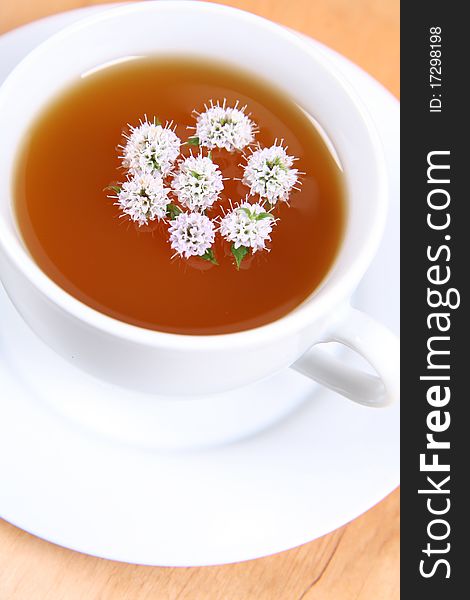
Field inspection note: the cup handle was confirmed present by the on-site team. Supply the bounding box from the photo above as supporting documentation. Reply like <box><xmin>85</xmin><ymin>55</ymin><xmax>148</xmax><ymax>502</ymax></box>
<box><xmin>291</xmin><ymin>306</ymin><xmax>399</xmax><ymax>407</ymax></box>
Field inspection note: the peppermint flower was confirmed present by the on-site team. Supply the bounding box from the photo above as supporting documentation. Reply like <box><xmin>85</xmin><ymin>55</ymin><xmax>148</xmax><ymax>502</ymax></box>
<box><xmin>115</xmin><ymin>173</ymin><xmax>171</xmax><ymax>226</ymax></box>
<box><xmin>171</xmin><ymin>153</ymin><xmax>224</xmax><ymax>212</ymax></box>
<box><xmin>168</xmin><ymin>212</ymin><xmax>216</xmax><ymax>259</ymax></box>
<box><xmin>242</xmin><ymin>142</ymin><xmax>299</xmax><ymax>204</ymax></box>
<box><xmin>121</xmin><ymin>118</ymin><xmax>181</xmax><ymax>176</ymax></box>
<box><xmin>219</xmin><ymin>201</ymin><xmax>275</xmax><ymax>254</ymax></box>
<box><xmin>193</xmin><ymin>99</ymin><xmax>256</xmax><ymax>152</ymax></box>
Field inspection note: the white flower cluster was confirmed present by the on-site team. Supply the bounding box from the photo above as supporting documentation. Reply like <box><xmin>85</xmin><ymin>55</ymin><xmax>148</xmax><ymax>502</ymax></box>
<box><xmin>116</xmin><ymin>173</ymin><xmax>170</xmax><ymax>227</ymax></box>
<box><xmin>111</xmin><ymin>118</ymin><xmax>181</xmax><ymax>227</ymax></box>
<box><xmin>172</xmin><ymin>153</ymin><xmax>224</xmax><ymax>212</ymax></box>
<box><xmin>168</xmin><ymin>212</ymin><xmax>215</xmax><ymax>259</ymax></box>
<box><xmin>219</xmin><ymin>202</ymin><xmax>275</xmax><ymax>253</ymax></box>
<box><xmin>108</xmin><ymin>104</ymin><xmax>303</xmax><ymax>267</ymax></box>
<box><xmin>194</xmin><ymin>100</ymin><xmax>255</xmax><ymax>152</ymax></box>
<box><xmin>121</xmin><ymin>119</ymin><xmax>181</xmax><ymax>177</ymax></box>
<box><xmin>242</xmin><ymin>142</ymin><xmax>299</xmax><ymax>205</ymax></box>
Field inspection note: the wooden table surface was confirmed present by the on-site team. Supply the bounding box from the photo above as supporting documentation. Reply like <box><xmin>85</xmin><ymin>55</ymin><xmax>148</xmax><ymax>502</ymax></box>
<box><xmin>0</xmin><ymin>1</ymin><xmax>399</xmax><ymax>598</ymax></box>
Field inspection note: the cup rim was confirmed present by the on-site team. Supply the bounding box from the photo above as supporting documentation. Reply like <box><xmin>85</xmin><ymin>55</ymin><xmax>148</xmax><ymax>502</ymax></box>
<box><xmin>0</xmin><ymin>0</ymin><xmax>388</xmax><ymax>351</ymax></box>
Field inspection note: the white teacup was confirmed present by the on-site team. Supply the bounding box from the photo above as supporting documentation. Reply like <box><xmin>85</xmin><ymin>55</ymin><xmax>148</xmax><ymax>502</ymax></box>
<box><xmin>0</xmin><ymin>1</ymin><xmax>399</xmax><ymax>407</ymax></box>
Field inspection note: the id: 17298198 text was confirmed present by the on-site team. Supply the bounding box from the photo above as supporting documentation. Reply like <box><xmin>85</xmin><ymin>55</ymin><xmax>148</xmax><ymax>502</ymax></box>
<box><xmin>429</xmin><ymin>26</ymin><xmax>443</xmax><ymax>113</ymax></box>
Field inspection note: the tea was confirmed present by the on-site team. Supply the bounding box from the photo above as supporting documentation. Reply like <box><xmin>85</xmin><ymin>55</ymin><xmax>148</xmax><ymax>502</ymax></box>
<box><xmin>14</xmin><ymin>56</ymin><xmax>345</xmax><ymax>335</ymax></box>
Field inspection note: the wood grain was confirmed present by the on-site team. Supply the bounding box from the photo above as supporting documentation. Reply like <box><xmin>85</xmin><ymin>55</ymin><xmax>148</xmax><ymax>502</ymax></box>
<box><xmin>0</xmin><ymin>1</ymin><xmax>399</xmax><ymax>598</ymax></box>
<box><xmin>0</xmin><ymin>491</ymin><xmax>399</xmax><ymax>599</ymax></box>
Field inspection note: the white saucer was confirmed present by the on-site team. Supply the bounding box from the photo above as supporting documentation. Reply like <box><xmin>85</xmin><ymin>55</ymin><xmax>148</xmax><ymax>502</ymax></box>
<box><xmin>0</xmin><ymin>5</ymin><xmax>400</xmax><ymax>566</ymax></box>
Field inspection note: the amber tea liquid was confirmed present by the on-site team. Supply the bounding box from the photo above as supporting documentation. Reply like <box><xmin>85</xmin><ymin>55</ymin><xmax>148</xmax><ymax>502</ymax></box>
<box><xmin>14</xmin><ymin>56</ymin><xmax>345</xmax><ymax>334</ymax></box>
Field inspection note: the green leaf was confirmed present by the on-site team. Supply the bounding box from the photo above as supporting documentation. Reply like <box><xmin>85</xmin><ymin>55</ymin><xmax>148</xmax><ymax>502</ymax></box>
<box><xmin>238</xmin><ymin>207</ymin><xmax>272</xmax><ymax>221</ymax></box>
<box><xmin>190</xmin><ymin>170</ymin><xmax>202</xmax><ymax>180</ymax></box>
<box><xmin>231</xmin><ymin>244</ymin><xmax>249</xmax><ymax>270</ymax></box>
<box><xmin>166</xmin><ymin>203</ymin><xmax>182</xmax><ymax>219</ymax></box>
<box><xmin>201</xmin><ymin>248</ymin><xmax>218</xmax><ymax>265</ymax></box>
<box><xmin>266</xmin><ymin>156</ymin><xmax>287</xmax><ymax>171</ymax></box>
<box><xmin>187</xmin><ymin>136</ymin><xmax>200</xmax><ymax>147</ymax></box>
<box><xmin>104</xmin><ymin>184</ymin><xmax>122</xmax><ymax>195</ymax></box>
<box><xmin>150</xmin><ymin>156</ymin><xmax>160</xmax><ymax>171</ymax></box>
